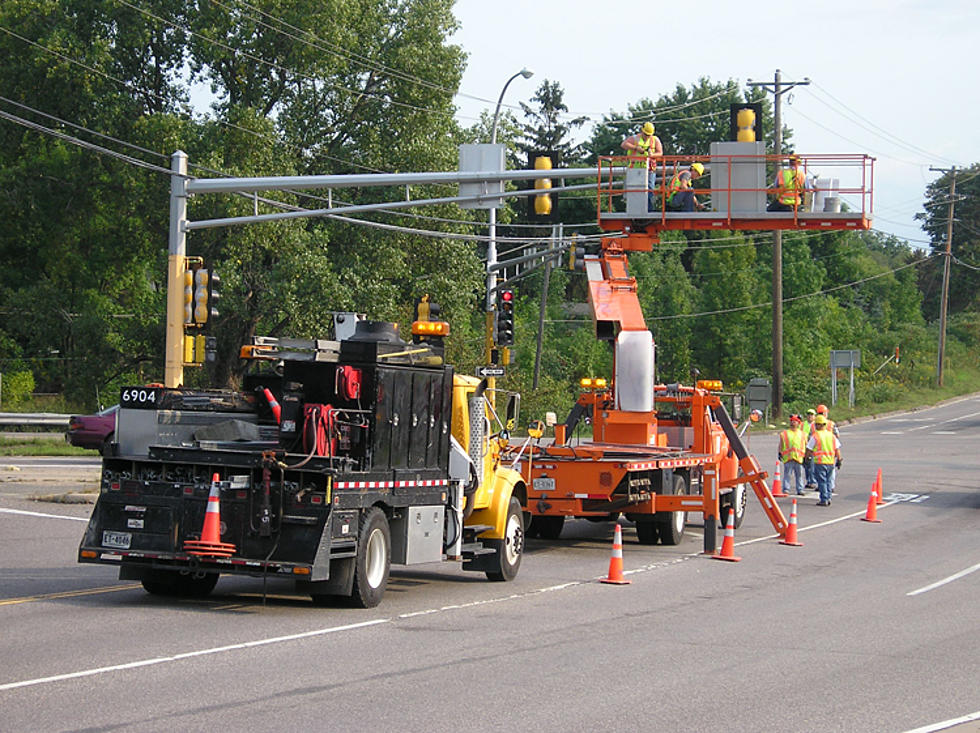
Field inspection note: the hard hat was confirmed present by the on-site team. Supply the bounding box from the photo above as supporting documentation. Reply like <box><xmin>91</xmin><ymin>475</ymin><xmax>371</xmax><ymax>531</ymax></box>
<box><xmin>788</xmin><ymin>155</ymin><xmax>800</xmax><ymax>164</ymax></box>
<box><xmin>814</xmin><ymin>414</ymin><xmax>827</xmax><ymax>425</ymax></box>
<box><xmin>691</xmin><ymin>162</ymin><xmax>705</xmax><ymax>176</ymax></box>
<box><xmin>789</xmin><ymin>414</ymin><xmax>801</xmax><ymax>424</ymax></box>
<box><xmin>816</xmin><ymin>404</ymin><xmax>828</xmax><ymax>414</ymax></box>
<box><xmin>642</xmin><ymin>122</ymin><xmax>655</xmax><ymax>135</ymax></box>
<box><xmin>806</xmin><ymin>408</ymin><xmax>816</xmax><ymax>415</ymax></box>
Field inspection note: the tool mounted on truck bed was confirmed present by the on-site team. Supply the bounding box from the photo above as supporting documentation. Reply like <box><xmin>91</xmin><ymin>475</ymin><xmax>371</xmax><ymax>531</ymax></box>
<box><xmin>79</xmin><ymin>312</ymin><xmax>527</xmax><ymax>608</ymax></box>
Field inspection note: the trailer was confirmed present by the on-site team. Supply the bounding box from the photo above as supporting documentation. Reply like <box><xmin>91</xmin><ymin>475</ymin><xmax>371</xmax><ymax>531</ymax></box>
<box><xmin>79</xmin><ymin>314</ymin><xmax>526</xmax><ymax>607</ymax></box>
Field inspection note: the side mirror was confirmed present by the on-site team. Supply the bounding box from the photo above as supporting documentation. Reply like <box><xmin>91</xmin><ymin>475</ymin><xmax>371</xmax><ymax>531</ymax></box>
<box><xmin>504</xmin><ymin>393</ymin><xmax>520</xmax><ymax>433</ymax></box>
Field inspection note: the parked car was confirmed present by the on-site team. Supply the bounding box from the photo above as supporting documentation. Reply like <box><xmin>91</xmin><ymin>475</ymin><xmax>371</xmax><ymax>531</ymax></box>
<box><xmin>66</xmin><ymin>404</ymin><xmax>118</xmax><ymax>454</ymax></box>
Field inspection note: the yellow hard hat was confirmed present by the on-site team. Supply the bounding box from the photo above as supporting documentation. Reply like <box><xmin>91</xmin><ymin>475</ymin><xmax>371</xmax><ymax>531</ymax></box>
<box><xmin>691</xmin><ymin>162</ymin><xmax>705</xmax><ymax>176</ymax></box>
<box><xmin>642</xmin><ymin>122</ymin><xmax>655</xmax><ymax>135</ymax></box>
<box><xmin>814</xmin><ymin>414</ymin><xmax>827</xmax><ymax>425</ymax></box>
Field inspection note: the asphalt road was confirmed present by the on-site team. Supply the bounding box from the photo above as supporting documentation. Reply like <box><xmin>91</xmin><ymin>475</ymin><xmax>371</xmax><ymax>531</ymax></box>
<box><xmin>0</xmin><ymin>398</ymin><xmax>977</xmax><ymax>732</ymax></box>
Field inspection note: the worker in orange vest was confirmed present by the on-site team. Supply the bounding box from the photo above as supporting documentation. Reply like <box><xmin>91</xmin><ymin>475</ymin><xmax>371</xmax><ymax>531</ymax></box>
<box><xmin>778</xmin><ymin>414</ymin><xmax>807</xmax><ymax>496</ymax></box>
<box><xmin>806</xmin><ymin>414</ymin><xmax>841</xmax><ymax>506</ymax></box>
<box><xmin>665</xmin><ymin>162</ymin><xmax>705</xmax><ymax>212</ymax></box>
<box><xmin>767</xmin><ymin>155</ymin><xmax>807</xmax><ymax>212</ymax></box>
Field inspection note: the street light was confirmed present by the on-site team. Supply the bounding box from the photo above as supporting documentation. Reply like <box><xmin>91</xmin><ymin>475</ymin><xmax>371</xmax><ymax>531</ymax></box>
<box><xmin>487</xmin><ymin>67</ymin><xmax>533</xmax><ymax>314</ymax></box>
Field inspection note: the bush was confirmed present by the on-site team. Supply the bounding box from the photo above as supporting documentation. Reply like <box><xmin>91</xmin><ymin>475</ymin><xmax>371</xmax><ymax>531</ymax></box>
<box><xmin>0</xmin><ymin>371</ymin><xmax>35</xmax><ymax>407</ymax></box>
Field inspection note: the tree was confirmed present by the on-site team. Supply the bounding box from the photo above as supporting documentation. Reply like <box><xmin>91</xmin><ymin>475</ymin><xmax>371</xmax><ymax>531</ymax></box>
<box><xmin>915</xmin><ymin>164</ymin><xmax>980</xmax><ymax>319</ymax></box>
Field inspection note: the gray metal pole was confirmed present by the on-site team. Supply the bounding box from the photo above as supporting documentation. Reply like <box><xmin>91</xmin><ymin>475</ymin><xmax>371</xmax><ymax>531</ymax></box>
<box><xmin>165</xmin><ymin>151</ymin><xmax>188</xmax><ymax>388</ymax></box>
<box><xmin>487</xmin><ymin>68</ymin><xmax>533</xmax><ymax>312</ymax></box>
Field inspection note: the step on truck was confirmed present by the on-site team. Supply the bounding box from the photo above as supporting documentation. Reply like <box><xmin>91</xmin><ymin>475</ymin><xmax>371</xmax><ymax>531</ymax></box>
<box><xmin>79</xmin><ymin>314</ymin><xmax>527</xmax><ymax>608</ymax></box>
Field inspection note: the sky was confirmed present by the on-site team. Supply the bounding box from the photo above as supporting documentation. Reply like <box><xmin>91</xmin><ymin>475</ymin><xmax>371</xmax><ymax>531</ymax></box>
<box><xmin>449</xmin><ymin>0</ymin><xmax>980</xmax><ymax>248</ymax></box>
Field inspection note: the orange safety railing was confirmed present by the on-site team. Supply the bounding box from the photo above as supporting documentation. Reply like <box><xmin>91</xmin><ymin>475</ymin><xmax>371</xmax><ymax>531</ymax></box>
<box><xmin>597</xmin><ymin>153</ymin><xmax>875</xmax><ymax>233</ymax></box>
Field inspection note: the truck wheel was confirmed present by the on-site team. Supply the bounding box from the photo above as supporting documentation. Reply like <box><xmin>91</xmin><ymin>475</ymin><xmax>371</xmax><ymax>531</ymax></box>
<box><xmin>349</xmin><ymin>507</ymin><xmax>390</xmax><ymax>608</ymax></box>
<box><xmin>635</xmin><ymin>520</ymin><xmax>660</xmax><ymax>545</ymax></box>
<box><xmin>485</xmin><ymin>496</ymin><xmax>524</xmax><ymax>581</ymax></box>
<box><xmin>529</xmin><ymin>515</ymin><xmax>564</xmax><ymax>540</ymax></box>
<box><xmin>141</xmin><ymin>571</ymin><xmax>218</xmax><ymax>598</ymax></box>
<box><xmin>658</xmin><ymin>474</ymin><xmax>688</xmax><ymax>545</ymax></box>
<box><xmin>719</xmin><ymin>481</ymin><xmax>747</xmax><ymax>529</ymax></box>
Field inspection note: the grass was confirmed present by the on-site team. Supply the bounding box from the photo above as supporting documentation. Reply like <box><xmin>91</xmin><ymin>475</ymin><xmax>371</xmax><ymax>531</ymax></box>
<box><xmin>0</xmin><ymin>435</ymin><xmax>95</xmax><ymax>457</ymax></box>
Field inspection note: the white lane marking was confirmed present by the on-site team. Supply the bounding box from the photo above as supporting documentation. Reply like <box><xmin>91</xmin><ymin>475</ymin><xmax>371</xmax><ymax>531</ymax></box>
<box><xmin>902</xmin><ymin>708</ymin><xmax>980</xmax><ymax>733</ymax></box>
<box><xmin>906</xmin><ymin>562</ymin><xmax>980</xmax><ymax>597</ymax></box>
<box><xmin>880</xmin><ymin>431</ymin><xmax>904</xmax><ymax>435</ymax></box>
<box><xmin>931</xmin><ymin>431</ymin><xmax>957</xmax><ymax>435</ymax></box>
<box><xmin>0</xmin><ymin>619</ymin><xmax>388</xmax><ymax>692</ymax></box>
<box><xmin>907</xmin><ymin>409</ymin><xmax>980</xmax><ymax>432</ymax></box>
<box><xmin>0</xmin><ymin>507</ymin><xmax>88</xmax><ymax>522</ymax></box>
<box><xmin>733</xmin><ymin>502</ymin><xmax>896</xmax><ymax>546</ymax></box>
<box><xmin>910</xmin><ymin>495</ymin><xmax>930</xmax><ymax>503</ymax></box>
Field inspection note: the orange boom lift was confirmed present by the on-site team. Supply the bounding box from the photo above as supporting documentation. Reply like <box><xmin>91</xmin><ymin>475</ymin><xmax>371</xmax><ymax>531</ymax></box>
<box><xmin>517</xmin><ymin>144</ymin><xmax>873</xmax><ymax>553</ymax></box>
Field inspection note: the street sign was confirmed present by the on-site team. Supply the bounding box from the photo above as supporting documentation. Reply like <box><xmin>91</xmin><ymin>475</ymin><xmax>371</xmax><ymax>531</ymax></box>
<box><xmin>476</xmin><ymin>365</ymin><xmax>506</xmax><ymax>378</ymax></box>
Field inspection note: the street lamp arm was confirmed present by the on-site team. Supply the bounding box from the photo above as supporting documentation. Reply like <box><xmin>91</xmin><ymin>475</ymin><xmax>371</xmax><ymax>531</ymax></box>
<box><xmin>491</xmin><ymin>68</ymin><xmax>533</xmax><ymax>144</ymax></box>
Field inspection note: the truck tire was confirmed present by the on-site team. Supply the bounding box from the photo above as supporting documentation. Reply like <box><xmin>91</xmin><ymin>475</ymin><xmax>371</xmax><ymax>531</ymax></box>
<box><xmin>657</xmin><ymin>474</ymin><xmax>688</xmax><ymax>545</ymax></box>
<box><xmin>719</xmin><ymin>480</ymin><xmax>747</xmax><ymax>529</ymax></box>
<box><xmin>349</xmin><ymin>507</ymin><xmax>390</xmax><ymax>608</ymax></box>
<box><xmin>528</xmin><ymin>515</ymin><xmax>564</xmax><ymax>540</ymax></box>
<box><xmin>634</xmin><ymin>520</ymin><xmax>660</xmax><ymax>545</ymax></box>
<box><xmin>485</xmin><ymin>496</ymin><xmax>524</xmax><ymax>581</ymax></box>
<box><xmin>141</xmin><ymin>571</ymin><xmax>219</xmax><ymax>598</ymax></box>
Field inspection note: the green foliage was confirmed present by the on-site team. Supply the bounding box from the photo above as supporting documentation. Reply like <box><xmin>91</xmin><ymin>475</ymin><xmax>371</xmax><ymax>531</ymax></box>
<box><xmin>0</xmin><ymin>370</ymin><xmax>35</xmax><ymax>406</ymax></box>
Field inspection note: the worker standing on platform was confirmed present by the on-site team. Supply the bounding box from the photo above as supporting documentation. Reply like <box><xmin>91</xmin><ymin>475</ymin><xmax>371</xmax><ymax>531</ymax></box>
<box><xmin>778</xmin><ymin>414</ymin><xmax>807</xmax><ymax>496</ymax></box>
<box><xmin>621</xmin><ymin>122</ymin><xmax>662</xmax><ymax>211</ymax></box>
<box><xmin>665</xmin><ymin>162</ymin><xmax>705</xmax><ymax>212</ymax></box>
<box><xmin>806</xmin><ymin>414</ymin><xmax>841</xmax><ymax>506</ymax></box>
<box><xmin>803</xmin><ymin>408</ymin><xmax>817</xmax><ymax>490</ymax></box>
<box><xmin>767</xmin><ymin>155</ymin><xmax>807</xmax><ymax>212</ymax></box>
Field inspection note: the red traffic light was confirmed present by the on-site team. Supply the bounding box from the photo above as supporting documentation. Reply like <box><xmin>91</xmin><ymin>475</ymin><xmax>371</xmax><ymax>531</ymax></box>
<box><xmin>501</xmin><ymin>290</ymin><xmax>514</xmax><ymax>302</ymax></box>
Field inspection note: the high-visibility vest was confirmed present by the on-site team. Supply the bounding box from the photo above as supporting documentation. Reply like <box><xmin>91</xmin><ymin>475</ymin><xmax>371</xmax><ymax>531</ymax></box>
<box><xmin>779</xmin><ymin>428</ymin><xmax>806</xmax><ymax>463</ymax></box>
<box><xmin>666</xmin><ymin>171</ymin><xmax>687</xmax><ymax>203</ymax></box>
<box><xmin>777</xmin><ymin>168</ymin><xmax>805</xmax><ymax>205</ymax></box>
<box><xmin>812</xmin><ymin>429</ymin><xmax>837</xmax><ymax>465</ymax></box>
<box><xmin>627</xmin><ymin>135</ymin><xmax>659</xmax><ymax>168</ymax></box>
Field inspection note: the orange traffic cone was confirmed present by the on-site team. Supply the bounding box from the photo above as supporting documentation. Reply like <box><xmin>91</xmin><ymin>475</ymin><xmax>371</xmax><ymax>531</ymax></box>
<box><xmin>712</xmin><ymin>508</ymin><xmax>742</xmax><ymax>562</ymax></box>
<box><xmin>600</xmin><ymin>523</ymin><xmax>631</xmax><ymax>585</ymax></box>
<box><xmin>184</xmin><ymin>473</ymin><xmax>237</xmax><ymax>557</ymax></box>
<box><xmin>780</xmin><ymin>498</ymin><xmax>804</xmax><ymax>546</ymax></box>
<box><xmin>770</xmin><ymin>462</ymin><xmax>786</xmax><ymax>497</ymax></box>
<box><xmin>861</xmin><ymin>484</ymin><xmax>882</xmax><ymax>523</ymax></box>
<box><xmin>875</xmin><ymin>468</ymin><xmax>885</xmax><ymax>505</ymax></box>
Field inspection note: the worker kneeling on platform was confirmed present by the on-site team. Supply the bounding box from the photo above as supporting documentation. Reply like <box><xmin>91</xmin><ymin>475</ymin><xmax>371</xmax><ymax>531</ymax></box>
<box><xmin>767</xmin><ymin>155</ymin><xmax>808</xmax><ymax>212</ymax></box>
<box><xmin>665</xmin><ymin>162</ymin><xmax>705</xmax><ymax>212</ymax></box>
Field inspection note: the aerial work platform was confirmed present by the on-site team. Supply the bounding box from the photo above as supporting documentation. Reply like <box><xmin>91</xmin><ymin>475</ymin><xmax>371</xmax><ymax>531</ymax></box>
<box><xmin>597</xmin><ymin>145</ymin><xmax>874</xmax><ymax>236</ymax></box>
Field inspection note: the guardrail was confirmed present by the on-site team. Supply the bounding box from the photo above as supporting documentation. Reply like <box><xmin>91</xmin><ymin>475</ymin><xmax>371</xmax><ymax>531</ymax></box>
<box><xmin>0</xmin><ymin>413</ymin><xmax>71</xmax><ymax>428</ymax></box>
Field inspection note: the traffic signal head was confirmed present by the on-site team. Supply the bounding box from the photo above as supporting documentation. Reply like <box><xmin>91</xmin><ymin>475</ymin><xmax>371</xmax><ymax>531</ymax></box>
<box><xmin>496</xmin><ymin>289</ymin><xmax>514</xmax><ymax>346</ymax></box>
<box><xmin>528</xmin><ymin>151</ymin><xmax>558</xmax><ymax>221</ymax></box>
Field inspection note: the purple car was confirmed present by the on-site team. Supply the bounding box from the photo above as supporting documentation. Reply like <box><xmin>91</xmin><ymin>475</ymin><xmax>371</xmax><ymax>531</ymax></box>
<box><xmin>66</xmin><ymin>404</ymin><xmax>118</xmax><ymax>454</ymax></box>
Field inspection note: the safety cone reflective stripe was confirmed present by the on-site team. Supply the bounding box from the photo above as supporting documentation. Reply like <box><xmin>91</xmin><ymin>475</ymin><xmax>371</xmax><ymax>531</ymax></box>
<box><xmin>184</xmin><ymin>473</ymin><xmax>238</xmax><ymax>557</ymax></box>
<box><xmin>712</xmin><ymin>508</ymin><xmax>742</xmax><ymax>562</ymax></box>
<box><xmin>600</xmin><ymin>523</ymin><xmax>631</xmax><ymax>584</ymax></box>
<box><xmin>771</xmin><ymin>462</ymin><xmax>786</xmax><ymax>497</ymax></box>
<box><xmin>861</xmin><ymin>485</ymin><xmax>882</xmax><ymax>523</ymax></box>
<box><xmin>875</xmin><ymin>468</ymin><xmax>885</xmax><ymax>505</ymax></box>
<box><xmin>780</xmin><ymin>498</ymin><xmax>804</xmax><ymax>546</ymax></box>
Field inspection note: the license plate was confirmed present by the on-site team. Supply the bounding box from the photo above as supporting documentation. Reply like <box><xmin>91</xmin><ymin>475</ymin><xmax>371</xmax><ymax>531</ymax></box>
<box><xmin>534</xmin><ymin>477</ymin><xmax>556</xmax><ymax>492</ymax></box>
<box><xmin>102</xmin><ymin>530</ymin><xmax>132</xmax><ymax>549</ymax></box>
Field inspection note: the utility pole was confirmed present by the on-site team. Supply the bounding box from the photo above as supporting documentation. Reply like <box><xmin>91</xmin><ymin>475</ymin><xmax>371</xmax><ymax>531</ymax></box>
<box><xmin>929</xmin><ymin>165</ymin><xmax>957</xmax><ymax>386</ymax></box>
<box><xmin>746</xmin><ymin>70</ymin><xmax>809</xmax><ymax>418</ymax></box>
